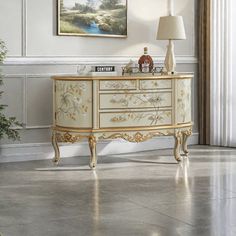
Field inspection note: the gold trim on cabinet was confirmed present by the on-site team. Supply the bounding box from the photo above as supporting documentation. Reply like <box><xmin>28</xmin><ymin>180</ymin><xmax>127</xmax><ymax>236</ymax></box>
<box><xmin>52</xmin><ymin>123</ymin><xmax>193</xmax><ymax>133</ymax></box>
<box><xmin>51</xmin><ymin>75</ymin><xmax>194</xmax><ymax>81</ymax></box>
<box><xmin>138</xmin><ymin>88</ymin><xmax>173</xmax><ymax>91</ymax></box>
<box><xmin>98</xmin><ymin>107</ymin><xmax>173</xmax><ymax>113</ymax></box>
<box><xmin>53</xmin><ymin>127</ymin><xmax>193</xmax><ymax>144</ymax></box>
<box><xmin>56</xmin><ymin>132</ymin><xmax>89</xmax><ymax>143</ymax></box>
<box><xmin>98</xmin><ymin>89</ymin><xmax>173</xmax><ymax>95</ymax></box>
<box><xmin>98</xmin><ymin>130</ymin><xmax>173</xmax><ymax>143</ymax></box>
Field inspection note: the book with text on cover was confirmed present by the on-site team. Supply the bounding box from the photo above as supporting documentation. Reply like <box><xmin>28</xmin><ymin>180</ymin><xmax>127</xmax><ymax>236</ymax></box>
<box><xmin>91</xmin><ymin>66</ymin><xmax>117</xmax><ymax>76</ymax></box>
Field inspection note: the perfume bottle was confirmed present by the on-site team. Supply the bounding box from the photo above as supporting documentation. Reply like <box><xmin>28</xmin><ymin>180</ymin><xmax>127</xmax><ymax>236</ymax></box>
<box><xmin>138</xmin><ymin>47</ymin><xmax>154</xmax><ymax>73</ymax></box>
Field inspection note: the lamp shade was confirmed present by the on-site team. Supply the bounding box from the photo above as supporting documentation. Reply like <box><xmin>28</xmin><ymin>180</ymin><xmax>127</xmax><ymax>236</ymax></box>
<box><xmin>157</xmin><ymin>16</ymin><xmax>186</xmax><ymax>40</ymax></box>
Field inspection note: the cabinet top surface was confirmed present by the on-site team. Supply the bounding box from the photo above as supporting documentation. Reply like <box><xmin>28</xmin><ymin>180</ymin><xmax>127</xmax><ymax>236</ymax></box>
<box><xmin>52</xmin><ymin>73</ymin><xmax>193</xmax><ymax>81</ymax></box>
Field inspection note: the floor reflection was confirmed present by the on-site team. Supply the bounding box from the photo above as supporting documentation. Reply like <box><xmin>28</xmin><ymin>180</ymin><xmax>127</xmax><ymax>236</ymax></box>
<box><xmin>175</xmin><ymin>157</ymin><xmax>191</xmax><ymax>196</ymax></box>
<box><xmin>2</xmin><ymin>146</ymin><xmax>236</xmax><ymax>236</ymax></box>
<box><xmin>92</xmin><ymin>171</ymin><xmax>100</xmax><ymax>228</ymax></box>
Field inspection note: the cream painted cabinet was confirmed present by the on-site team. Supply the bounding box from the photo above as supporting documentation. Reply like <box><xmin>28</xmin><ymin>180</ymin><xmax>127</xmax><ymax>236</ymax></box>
<box><xmin>52</xmin><ymin>75</ymin><xmax>193</xmax><ymax>169</ymax></box>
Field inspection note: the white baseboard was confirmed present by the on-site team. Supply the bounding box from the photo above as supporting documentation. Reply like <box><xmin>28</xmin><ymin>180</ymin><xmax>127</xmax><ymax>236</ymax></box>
<box><xmin>0</xmin><ymin>133</ymin><xmax>198</xmax><ymax>163</ymax></box>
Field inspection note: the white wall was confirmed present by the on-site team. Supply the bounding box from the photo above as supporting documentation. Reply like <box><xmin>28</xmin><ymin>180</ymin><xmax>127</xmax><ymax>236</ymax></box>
<box><xmin>0</xmin><ymin>0</ymin><xmax>198</xmax><ymax>160</ymax></box>
<box><xmin>231</xmin><ymin>1</ymin><xmax>236</xmax><ymax>146</ymax></box>
<box><xmin>1</xmin><ymin>0</ymin><xmax>196</xmax><ymax>57</ymax></box>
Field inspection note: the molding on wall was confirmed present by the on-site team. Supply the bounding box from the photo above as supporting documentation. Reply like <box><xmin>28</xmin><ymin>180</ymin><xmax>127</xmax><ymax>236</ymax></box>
<box><xmin>23</xmin><ymin>75</ymin><xmax>27</xmax><ymax>126</ymax></box>
<box><xmin>0</xmin><ymin>133</ymin><xmax>199</xmax><ymax>163</ymax></box>
<box><xmin>25</xmin><ymin>125</ymin><xmax>51</xmax><ymax>129</ymax></box>
<box><xmin>4</xmin><ymin>56</ymin><xmax>199</xmax><ymax>65</ymax></box>
<box><xmin>21</xmin><ymin>0</ymin><xmax>27</xmax><ymax>56</ymax></box>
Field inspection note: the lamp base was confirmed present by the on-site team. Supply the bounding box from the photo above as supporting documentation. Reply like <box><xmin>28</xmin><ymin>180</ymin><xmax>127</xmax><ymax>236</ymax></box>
<box><xmin>164</xmin><ymin>40</ymin><xmax>176</xmax><ymax>74</ymax></box>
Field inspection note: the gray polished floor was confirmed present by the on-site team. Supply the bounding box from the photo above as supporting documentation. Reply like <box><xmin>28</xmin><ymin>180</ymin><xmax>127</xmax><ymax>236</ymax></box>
<box><xmin>0</xmin><ymin>145</ymin><xmax>236</xmax><ymax>236</ymax></box>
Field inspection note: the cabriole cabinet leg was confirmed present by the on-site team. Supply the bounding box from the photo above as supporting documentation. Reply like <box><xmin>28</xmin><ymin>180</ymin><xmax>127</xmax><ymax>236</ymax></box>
<box><xmin>88</xmin><ymin>135</ymin><xmax>97</xmax><ymax>169</ymax></box>
<box><xmin>182</xmin><ymin>129</ymin><xmax>192</xmax><ymax>156</ymax></box>
<box><xmin>174</xmin><ymin>131</ymin><xmax>182</xmax><ymax>162</ymax></box>
<box><xmin>52</xmin><ymin>131</ymin><xmax>60</xmax><ymax>165</ymax></box>
<box><xmin>182</xmin><ymin>133</ymin><xmax>189</xmax><ymax>156</ymax></box>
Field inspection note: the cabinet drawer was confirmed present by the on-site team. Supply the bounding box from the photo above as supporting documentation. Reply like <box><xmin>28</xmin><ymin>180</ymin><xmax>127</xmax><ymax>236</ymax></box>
<box><xmin>140</xmin><ymin>79</ymin><xmax>172</xmax><ymax>90</ymax></box>
<box><xmin>99</xmin><ymin>110</ymin><xmax>172</xmax><ymax>128</ymax></box>
<box><xmin>99</xmin><ymin>92</ymin><xmax>172</xmax><ymax>109</ymax></box>
<box><xmin>100</xmin><ymin>80</ymin><xmax>137</xmax><ymax>91</ymax></box>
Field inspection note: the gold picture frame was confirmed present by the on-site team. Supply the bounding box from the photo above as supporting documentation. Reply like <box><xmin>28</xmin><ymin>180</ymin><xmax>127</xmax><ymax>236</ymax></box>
<box><xmin>57</xmin><ymin>0</ymin><xmax>127</xmax><ymax>38</ymax></box>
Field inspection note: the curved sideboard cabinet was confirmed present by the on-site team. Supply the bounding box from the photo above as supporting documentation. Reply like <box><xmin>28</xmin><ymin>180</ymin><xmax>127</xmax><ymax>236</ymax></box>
<box><xmin>51</xmin><ymin>74</ymin><xmax>193</xmax><ymax>169</ymax></box>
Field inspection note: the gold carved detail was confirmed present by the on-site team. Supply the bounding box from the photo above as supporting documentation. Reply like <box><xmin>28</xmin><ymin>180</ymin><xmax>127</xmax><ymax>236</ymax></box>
<box><xmin>99</xmin><ymin>131</ymin><xmax>172</xmax><ymax>143</ymax></box>
<box><xmin>56</xmin><ymin>132</ymin><xmax>87</xmax><ymax>143</ymax></box>
<box><xmin>182</xmin><ymin>127</ymin><xmax>192</xmax><ymax>136</ymax></box>
<box><xmin>88</xmin><ymin>135</ymin><xmax>96</xmax><ymax>150</ymax></box>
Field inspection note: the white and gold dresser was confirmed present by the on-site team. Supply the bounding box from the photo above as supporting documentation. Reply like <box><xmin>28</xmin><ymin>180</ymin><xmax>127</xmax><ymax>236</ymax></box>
<box><xmin>51</xmin><ymin>74</ymin><xmax>193</xmax><ymax>169</ymax></box>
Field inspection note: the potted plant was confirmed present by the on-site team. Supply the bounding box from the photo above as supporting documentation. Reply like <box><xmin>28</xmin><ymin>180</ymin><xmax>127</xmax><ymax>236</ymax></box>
<box><xmin>0</xmin><ymin>39</ymin><xmax>22</xmax><ymax>141</ymax></box>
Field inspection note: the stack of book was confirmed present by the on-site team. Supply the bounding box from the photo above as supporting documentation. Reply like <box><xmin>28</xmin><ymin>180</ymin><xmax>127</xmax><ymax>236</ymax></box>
<box><xmin>91</xmin><ymin>66</ymin><xmax>117</xmax><ymax>76</ymax></box>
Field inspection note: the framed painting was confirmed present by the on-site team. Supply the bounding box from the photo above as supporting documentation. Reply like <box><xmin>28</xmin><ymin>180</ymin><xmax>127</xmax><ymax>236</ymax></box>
<box><xmin>57</xmin><ymin>0</ymin><xmax>127</xmax><ymax>38</ymax></box>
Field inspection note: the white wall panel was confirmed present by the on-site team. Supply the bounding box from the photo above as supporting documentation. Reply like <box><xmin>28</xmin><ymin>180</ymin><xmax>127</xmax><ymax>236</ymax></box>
<box><xmin>2</xmin><ymin>65</ymin><xmax>78</xmax><ymax>75</ymax></box>
<box><xmin>26</xmin><ymin>0</ymin><xmax>196</xmax><ymax>57</ymax></box>
<box><xmin>1</xmin><ymin>77</ymin><xmax>24</xmax><ymax>123</ymax></box>
<box><xmin>0</xmin><ymin>0</ymin><xmax>22</xmax><ymax>56</ymax></box>
<box><xmin>26</xmin><ymin>77</ymin><xmax>53</xmax><ymax>127</ymax></box>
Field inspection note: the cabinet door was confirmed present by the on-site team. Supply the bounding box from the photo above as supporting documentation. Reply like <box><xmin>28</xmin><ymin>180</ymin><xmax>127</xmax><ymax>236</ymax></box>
<box><xmin>55</xmin><ymin>80</ymin><xmax>92</xmax><ymax>128</ymax></box>
<box><xmin>176</xmin><ymin>79</ymin><xmax>191</xmax><ymax>123</ymax></box>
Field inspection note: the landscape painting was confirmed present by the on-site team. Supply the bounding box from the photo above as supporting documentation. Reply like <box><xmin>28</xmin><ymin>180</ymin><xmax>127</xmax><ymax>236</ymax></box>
<box><xmin>58</xmin><ymin>0</ymin><xmax>127</xmax><ymax>37</ymax></box>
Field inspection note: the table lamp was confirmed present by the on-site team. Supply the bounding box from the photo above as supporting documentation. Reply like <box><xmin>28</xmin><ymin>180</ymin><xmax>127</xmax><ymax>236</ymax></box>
<box><xmin>157</xmin><ymin>16</ymin><xmax>186</xmax><ymax>74</ymax></box>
